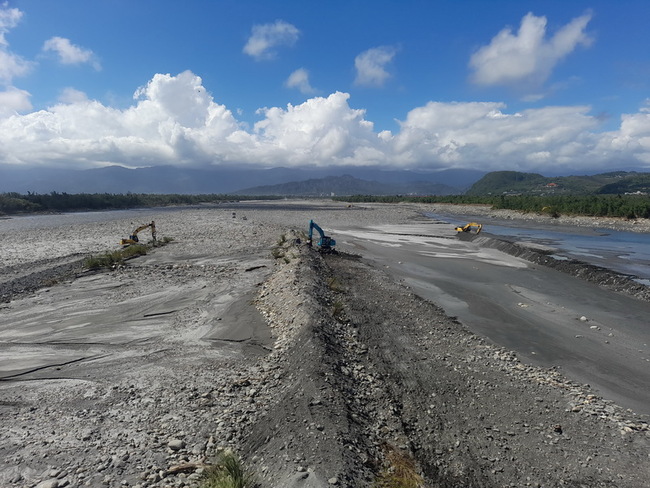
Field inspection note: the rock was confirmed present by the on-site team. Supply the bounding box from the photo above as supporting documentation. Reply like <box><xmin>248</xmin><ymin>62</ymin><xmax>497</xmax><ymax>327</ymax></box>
<box><xmin>328</xmin><ymin>477</ymin><xmax>339</xmax><ymax>485</ymax></box>
<box><xmin>35</xmin><ymin>480</ymin><xmax>59</xmax><ymax>488</ymax></box>
<box><xmin>168</xmin><ymin>439</ymin><xmax>186</xmax><ymax>451</ymax></box>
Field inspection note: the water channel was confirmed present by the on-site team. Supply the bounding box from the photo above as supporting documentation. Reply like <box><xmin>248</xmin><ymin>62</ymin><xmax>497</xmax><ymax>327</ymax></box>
<box><xmin>427</xmin><ymin>212</ymin><xmax>650</xmax><ymax>285</ymax></box>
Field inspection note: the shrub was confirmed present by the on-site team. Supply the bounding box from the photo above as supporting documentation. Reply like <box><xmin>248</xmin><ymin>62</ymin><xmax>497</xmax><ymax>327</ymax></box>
<box><xmin>200</xmin><ymin>451</ymin><xmax>255</xmax><ymax>488</ymax></box>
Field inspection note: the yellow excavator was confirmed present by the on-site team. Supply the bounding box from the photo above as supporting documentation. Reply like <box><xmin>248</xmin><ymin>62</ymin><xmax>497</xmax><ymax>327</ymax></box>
<box><xmin>454</xmin><ymin>222</ymin><xmax>482</xmax><ymax>234</ymax></box>
<box><xmin>121</xmin><ymin>221</ymin><xmax>156</xmax><ymax>246</ymax></box>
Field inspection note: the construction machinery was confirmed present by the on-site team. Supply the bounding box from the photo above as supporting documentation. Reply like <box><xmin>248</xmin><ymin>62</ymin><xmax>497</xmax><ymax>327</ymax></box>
<box><xmin>121</xmin><ymin>221</ymin><xmax>156</xmax><ymax>246</ymax></box>
<box><xmin>454</xmin><ymin>222</ymin><xmax>482</xmax><ymax>234</ymax></box>
<box><xmin>308</xmin><ymin>220</ymin><xmax>336</xmax><ymax>252</ymax></box>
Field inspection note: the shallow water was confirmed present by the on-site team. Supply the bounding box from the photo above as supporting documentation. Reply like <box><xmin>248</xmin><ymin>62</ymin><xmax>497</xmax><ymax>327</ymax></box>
<box><xmin>428</xmin><ymin>213</ymin><xmax>650</xmax><ymax>283</ymax></box>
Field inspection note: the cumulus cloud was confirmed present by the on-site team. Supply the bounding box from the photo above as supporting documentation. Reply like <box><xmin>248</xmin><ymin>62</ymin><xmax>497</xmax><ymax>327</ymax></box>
<box><xmin>253</xmin><ymin>91</ymin><xmax>384</xmax><ymax>166</ymax></box>
<box><xmin>243</xmin><ymin>20</ymin><xmax>300</xmax><ymax>60</ymax></box>
<box><xmin>42</xmin><ymin>36</ymin><xmax>101</xmax><ymax>70</ymax></box>
<box><xmin>1</xmin><ymin>70</ymin><xmax>649</xmax><ymax>173</ymax></box>
<box><xmin>354</xmin><ymin>46</ymin><xmax>397</xmax><ymax>87</ymax></box>
<box><xmin>469</xmin><ymin>12</ymin><xmax>593</xmax><ymax>89</ymax></box>
<box><xmin>285</xmin><ymin>68</ymin><xmax>316</xmax><ymax>94</ymax></box>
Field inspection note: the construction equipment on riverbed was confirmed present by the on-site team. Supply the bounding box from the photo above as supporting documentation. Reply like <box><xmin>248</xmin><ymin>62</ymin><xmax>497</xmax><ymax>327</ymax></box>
<box><xmin>308</xmin><ymin>220</ymin><xmax>336</xmax><ymax>253</ymax></box>
<box><xmin>455</xmin><ymin>222</ymin><xmax>482</xmax><ymax>234</ymax></box>
<box><xmin>121</xmin><ymin>221</ymin><xmax>156</xmax><ymax>246</ymax></box>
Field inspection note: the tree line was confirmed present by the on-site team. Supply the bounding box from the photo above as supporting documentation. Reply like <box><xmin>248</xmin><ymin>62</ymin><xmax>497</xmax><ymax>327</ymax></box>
<box><xmin>333</xmin><ymin>194</ymin><xmax>650</xmax><ymax>219</ymax></box>
<box><xmin>0</xmin><ymin>192</ymin><xmax>281</xmax><ymax>215</ymax></box>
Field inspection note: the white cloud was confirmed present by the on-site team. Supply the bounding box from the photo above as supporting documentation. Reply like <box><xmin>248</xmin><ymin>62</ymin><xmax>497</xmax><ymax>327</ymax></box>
<box><xmin>469</xmin><ymin>12</ymin><xmax>593</xmax><ymax>89</ymax></box>
<box><xmin>354</xmin><ymin>46</ymin><xmax>397</xmax><ymax>87</ymax></box>
<box><xmin>391</xmin><ymin>101</ymin><xmax>602</xmax><ymax>170</ymax></box>
<box><xmin>0</xmin><ymin>48</ymin><xmax>31</xmax><ymax>84</ymax></box>
<box><xmin>0</xmin><ymin>3</ymin><xmax>22</xmax><ymax>46</ymax></box>
<box><xmin>1</xmin><ymin>70</ymin><xmax>649</xmax><ymax>173</ymax></box>
<box><xmin>58</xmin><ymin>87</ymin><xmax>88</xmax><ymax>104</ymax></box>
<box><xmin>0</xmin><ymin>5</ymin><xmax>33</xmax><ymax>84</ymax></box>
<box><xmin>243</xmin><ymin>20</ymin><xmax>300</xmax><ymax>60</ymax></box>
<box><xmin>0</xmin><ymin>85</ymin><xmax>31</xmax><ymax>115</ymax></box>
<box><xmin>42</xmin><ymin>36</ymin><xmax>101</xmax><ymax>70</ymax></box>
<box><xmin>252</xmin><ymin>91</ymin><xmax>384</xmax><ymax>166</ymax></box>
<box><xmin>285</xmin><ymin>68</ymin><xmax>316</xmax><ymax>94</ymax></box>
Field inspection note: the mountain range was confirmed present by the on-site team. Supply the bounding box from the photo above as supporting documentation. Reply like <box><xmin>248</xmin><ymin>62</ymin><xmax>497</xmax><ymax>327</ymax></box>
<box><xmin>0</xmin><ymin>165</ymin><xmax>483</xmax><ymax>195</ymax></box>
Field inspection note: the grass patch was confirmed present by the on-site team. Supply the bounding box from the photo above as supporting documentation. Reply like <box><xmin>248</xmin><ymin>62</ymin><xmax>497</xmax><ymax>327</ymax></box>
<box><xmin>200</xmin><ymin>451</ymin><xmax>255</xmax><ymax>488</ymax></box>
<box><xmin>327</xmin><ymin>277</ymin><xmax>344</xmax><ymax>293</ymax></box>
<box><xmin>271</xmin><ymin>247</ymin><xmax>285</xmax><ymax>259</ymax></box>
<box><xmin>332</xmin><ymin>299</ymin><xmax>345</xmax><ymax>318</ymax></box>
<box><xmin>83</xmin><ymin>245</ymin><xmax>148</xmax><ymax>270</ymax></box>
<box><xmin>83</xmin><ymin>237</ymin><xmax>173</xmax><ymax>270</ymax></box>
<box><xmin>373</xmin><ymin>446</ymin><xmax>424</xmax><ymax>488</ymax></box>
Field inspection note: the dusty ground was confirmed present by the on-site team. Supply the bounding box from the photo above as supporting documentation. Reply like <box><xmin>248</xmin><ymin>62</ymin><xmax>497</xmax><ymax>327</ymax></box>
<box><xmin>1</xmin><ymin>201</ymin><xmax>649</xmax><ymax>488</ymax></box>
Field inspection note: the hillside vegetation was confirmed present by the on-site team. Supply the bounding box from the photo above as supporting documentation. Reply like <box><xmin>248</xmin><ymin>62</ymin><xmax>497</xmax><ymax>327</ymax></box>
<box><xmin>466</xmin><ymin>170</ymin><xmax>650</xmax><ymax>196</ymax></box>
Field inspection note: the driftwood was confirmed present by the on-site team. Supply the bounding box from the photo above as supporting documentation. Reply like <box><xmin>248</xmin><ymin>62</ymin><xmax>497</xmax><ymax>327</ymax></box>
<box><xmin>166</xmin><ymin>462</ymin><xmax>210</xmax><ymax>475</ymax></box>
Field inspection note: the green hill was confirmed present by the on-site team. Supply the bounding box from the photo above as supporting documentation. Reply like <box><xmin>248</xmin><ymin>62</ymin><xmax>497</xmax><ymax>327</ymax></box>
<box><xmin>466</xmin><ymin>170</ymin><xmax>649</xmax><ymax>196</ymax></box>
<box><xmin>597</xmin><ymin>174</ymin><xmax>650</xmax><ymax>194</ymax></box>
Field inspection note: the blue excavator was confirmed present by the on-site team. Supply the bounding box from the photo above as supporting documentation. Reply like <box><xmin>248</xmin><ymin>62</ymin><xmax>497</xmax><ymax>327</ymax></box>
<box><xmin>308</xmin><ymin>220</ymin><xmax>336</xmax><ymax>252</ymax></box>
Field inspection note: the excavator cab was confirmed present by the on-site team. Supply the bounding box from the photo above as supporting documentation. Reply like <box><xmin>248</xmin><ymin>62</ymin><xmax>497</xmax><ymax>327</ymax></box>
<box><xmin>308</xmin><ymin>220</ymin><xmax>336</xmax><ymax>253</ymax></box>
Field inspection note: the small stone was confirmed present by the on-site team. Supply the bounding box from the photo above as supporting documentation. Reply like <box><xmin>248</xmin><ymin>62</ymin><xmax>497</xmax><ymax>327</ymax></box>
<box><xmin>168</xmin><ymin>439</ymin><xmax>186</xmax><ymax>451</ymax></box>
<box><xmin>328</xmin><ymin>477</ymin><xmax>339</xmax><ymax>485</ymax></box>
<box><xmin>579</xmin><ymin>316</ymin><xmax>588</xmax><ymax>322</ymax></box>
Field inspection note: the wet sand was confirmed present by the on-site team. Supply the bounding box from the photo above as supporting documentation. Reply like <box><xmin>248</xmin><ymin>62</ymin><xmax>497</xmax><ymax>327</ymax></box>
<box><xmin>332</xmin><ymin>218</ymin><xmax>650</xmax><ymax>415</ymax></box>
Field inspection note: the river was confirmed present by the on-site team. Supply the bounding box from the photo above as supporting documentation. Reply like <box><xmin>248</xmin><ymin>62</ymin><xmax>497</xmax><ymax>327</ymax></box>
<box><xmin>427</xmin><ymin>212</ymin><xmax>650</xmax><ymax>285</ymax></box>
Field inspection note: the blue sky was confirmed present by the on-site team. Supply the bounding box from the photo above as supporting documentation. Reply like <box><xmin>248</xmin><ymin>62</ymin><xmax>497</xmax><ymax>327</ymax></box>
<box><xmin>1</xmin><ymin>0</ymin><xmax>649</xmax><ymax>174</ymax></box>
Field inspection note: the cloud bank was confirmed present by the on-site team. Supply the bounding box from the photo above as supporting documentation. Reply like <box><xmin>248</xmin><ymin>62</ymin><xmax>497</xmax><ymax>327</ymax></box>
<box><xmin>1</xmin><ymin>70</ymin><xmax>649</xmax><ymax>173</ymax></box>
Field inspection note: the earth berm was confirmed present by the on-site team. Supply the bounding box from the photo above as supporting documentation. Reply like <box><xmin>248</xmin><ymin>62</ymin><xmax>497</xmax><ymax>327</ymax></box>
<box><xmin>245</xmin><ymin>233</ymin><xmax>649</xmax><ymax>487</ymax></box>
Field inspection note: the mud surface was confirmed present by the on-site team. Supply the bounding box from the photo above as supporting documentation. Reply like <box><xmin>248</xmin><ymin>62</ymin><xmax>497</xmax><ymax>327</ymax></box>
<box><xmin>1</xmin><ymin>201</ymin><xmax>649</xmax><ymax>487</ymax></box>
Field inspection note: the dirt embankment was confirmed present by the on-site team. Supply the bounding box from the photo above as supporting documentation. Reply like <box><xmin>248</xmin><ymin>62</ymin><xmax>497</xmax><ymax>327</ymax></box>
<box><xmin>242</xmin><ymin>235</ymin><xmax>649</xmax><ymax>487</ymax></box>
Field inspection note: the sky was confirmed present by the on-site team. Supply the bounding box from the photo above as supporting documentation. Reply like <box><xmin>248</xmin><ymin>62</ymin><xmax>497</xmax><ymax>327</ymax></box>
<box><xmin>1</xmin><ymin>0</ymin><xmax>649</xmax><ymax>175</ymax></box>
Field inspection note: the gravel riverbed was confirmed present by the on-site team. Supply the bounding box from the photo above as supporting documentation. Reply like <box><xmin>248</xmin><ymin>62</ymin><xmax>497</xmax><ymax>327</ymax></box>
<box><xmin>1</xmin><ymin>201</ymin><xmax>648</xmax><ymax>488</ymax></box>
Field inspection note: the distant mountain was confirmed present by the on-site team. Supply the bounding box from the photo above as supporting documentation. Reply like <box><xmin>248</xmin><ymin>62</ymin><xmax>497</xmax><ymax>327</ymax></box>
<box><xmin>234</xmin><ymin>174</ymin><xmax>460</xmax><ymax>196</ymax></box>
<box><xmin>466</xmin><ymin>170</ymin><xmax>650</xmax><ymax>196</ymax></box>
<box><xmin>0</xmin><ymin>165</ymin><xmax>483</xmax><ymax>195</ymax></box>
